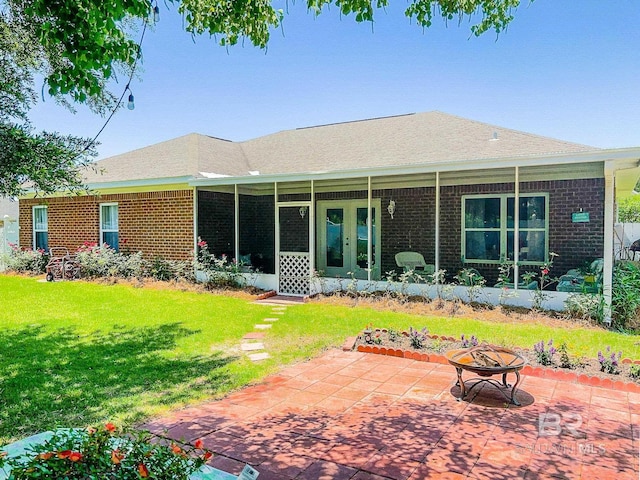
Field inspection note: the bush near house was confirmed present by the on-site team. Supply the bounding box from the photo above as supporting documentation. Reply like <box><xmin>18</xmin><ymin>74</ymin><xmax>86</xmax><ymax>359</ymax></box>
<box><xmin>618</xmin><ymin>195</ymin><xmax>640</xmax><ymax>223</ymax></box>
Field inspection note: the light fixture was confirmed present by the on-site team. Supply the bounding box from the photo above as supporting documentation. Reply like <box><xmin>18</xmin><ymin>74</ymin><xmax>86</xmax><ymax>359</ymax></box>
<box><xmin>299</xmin><ymin>206</ymin><xmax>308</xmax><ymax>218</ymax></box>
<box><xmin>387</xmin><ymin>199</ymin><xmax>396</xmax><ymax>219</ymax></box>
<box><xmin>126</xmin><ymin>87</ymin><xmax>135</xmax><ymax>110</ymax></box>
<box><xmin>153</xmin><ymin>4</ymin><xmax>160</xmax><ymax>22</ymax></box>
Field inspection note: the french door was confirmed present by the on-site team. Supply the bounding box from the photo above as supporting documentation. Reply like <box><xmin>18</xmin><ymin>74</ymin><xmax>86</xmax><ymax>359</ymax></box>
<box><xmin>316</xmin><ymin>199</ymin><xmax>381</xmax><ymax>280</ymax></box>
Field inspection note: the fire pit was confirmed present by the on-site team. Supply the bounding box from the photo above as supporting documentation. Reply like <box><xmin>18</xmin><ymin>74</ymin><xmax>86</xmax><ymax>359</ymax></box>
<box><xmin>445</xmin><ymin>345</ymin><xmax>526</xmax><ymax>406</ymax></box>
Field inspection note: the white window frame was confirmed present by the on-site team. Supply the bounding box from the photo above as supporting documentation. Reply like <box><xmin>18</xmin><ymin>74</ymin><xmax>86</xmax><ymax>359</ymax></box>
<box><xmin>32</xmin><ymin>205</ymin><xmax>48</xmax><ymax>251</ymax></box>
<box><xmin>99</xmin><ymin>203</ymin><xmax>119</xmax><ymax>249</ymax></box>
<box><xmin>461</xmin><ymin>192</ymin><xmax>549</xmax><ymax>265</ymax></box>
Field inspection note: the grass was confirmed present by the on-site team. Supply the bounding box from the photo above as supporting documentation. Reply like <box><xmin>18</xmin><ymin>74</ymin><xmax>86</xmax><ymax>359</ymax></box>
<box><xmin>1</xmin><ymin>275</ymin><xmax>639</xmax><ymax>445</ymax></box>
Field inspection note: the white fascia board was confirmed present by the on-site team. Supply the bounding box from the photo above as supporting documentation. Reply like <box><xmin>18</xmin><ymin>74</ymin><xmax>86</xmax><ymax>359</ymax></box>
<box><xmin>189</xmin><ymin>148</ymin><xmax>640</xmax><ymax>187</ymax></box>
<box><xmin>85</xmin><ymin>176</ymin><xmax>195</xmax><ymax>190</ymax></box>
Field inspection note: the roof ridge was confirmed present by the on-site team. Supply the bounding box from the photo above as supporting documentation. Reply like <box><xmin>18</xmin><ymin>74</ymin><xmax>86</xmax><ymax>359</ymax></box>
<box><xmin>293</xmin><ymin>112</ymin><xmax>417</xmax><ymax>131</ymax></box>
<box><xmin>431</xmin><ymin>111</ymin><xmax>597</xmax><ymax>149</ymax></box>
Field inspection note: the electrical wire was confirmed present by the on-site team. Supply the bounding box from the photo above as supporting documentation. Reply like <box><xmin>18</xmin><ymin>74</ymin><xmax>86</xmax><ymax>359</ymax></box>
<box><xmin>77</xmin><ymin>8</ymin><xmax>151</xmax><ymax>158</ymax></box>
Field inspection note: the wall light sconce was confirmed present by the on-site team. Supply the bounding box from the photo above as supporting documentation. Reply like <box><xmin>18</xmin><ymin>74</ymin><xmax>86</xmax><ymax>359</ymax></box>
<box><xmin>299</xmin><ymin>206</ymin><xmax>308</xmax><ymax>218</ymax></box>
<box><xmin>387</xmin><ymin>199</ymin><xmax>396</xmax><ymax>219</ymax></box>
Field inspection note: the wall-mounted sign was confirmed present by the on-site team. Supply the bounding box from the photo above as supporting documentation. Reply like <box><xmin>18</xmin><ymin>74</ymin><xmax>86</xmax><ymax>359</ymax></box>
<box><xmin>572</xmin><ymin>212</ymin><xmax>590</xmax><ymax>223</ymax></box>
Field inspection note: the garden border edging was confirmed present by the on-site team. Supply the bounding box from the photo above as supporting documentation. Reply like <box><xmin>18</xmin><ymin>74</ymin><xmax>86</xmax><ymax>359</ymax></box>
<box><xmin>353</xmin><ymin>343</ymin><xmax>640</xmax><ymax>394</ymax></box>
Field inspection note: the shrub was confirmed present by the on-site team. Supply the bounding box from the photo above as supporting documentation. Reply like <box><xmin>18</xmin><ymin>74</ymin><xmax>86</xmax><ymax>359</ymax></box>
<box><xmin>2</xmin><ymin>244</ymin><xmax>48</xmax><ymax>274</ymax></box>
<box><xmin>0</xmin><ymin>423</ymin><xmax>212</xmax><ymax>479</ymax></box>
<box><xmin>533</xmin><ymin>339</ymin><xmax>556</xmax><ymax>366</ymax></box>
<box><xmin>194</xmin><ymin>238</ymin><xmax>246</xmax><ymax>288</ymax></box>
<box><xmin>460</xmin><ymin>334</ymin><xmax>478</xmax><ymax>348</ymax></box>
<box><xmin>565</xmin><ymin>293</ymin><xmax>604</xmax><ymax>322</ymax></box>
<box><xmin>146</xmin><ymin>256</ymin><xmax>194</xmax><ymax>282</ymax></box>
<box><xmin>74</xmin><ymin>243</ymin><xmax>144</xmax><ymax>279</ymax></box>
<box><xmin>618</xmin><ymin>195</ymin><xmax>640</xmax><ymax>223</ymax></box>
<box><xmin>611</xmin><ymin>261</ymin><xmax>640</xmax><ymax>330</ymax></box>
<box><xmin>630</xmin><ymin>364</ymin><xmax>640</xmax><ymax>381</ymax></box>
<box><xmin>408</xmin><ymin>326</ymin><xmax>429</xmax><ymax>349</ymax></box>
<box><xmin>598</xmin><ymin>346</ymin><xmax>621</xmax><ymax>374</ymax></box>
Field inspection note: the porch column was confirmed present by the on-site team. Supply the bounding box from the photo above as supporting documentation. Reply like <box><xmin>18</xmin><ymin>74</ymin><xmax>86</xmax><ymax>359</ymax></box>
<box><xmin>310</xmin><ymin>180</ymin><xmax>315</xmax><ymax>278</ymax></box>
<box><xmin>603</xmin><ymin>162</ymin><xmax>615</xmax><ymax>324</ymax></box>
<box><xmin>367</xmin><ymin>176</ymin><xmax>372</xmax><ymax>282</ymax></box>
<box><xmin>434</xmin><ymin>172</ymin><xmax>440</xmax><ymax>275</ymax></box>
<box><xmin>234</xmin><ymin>184</ymin><xmax>239</xmax><ymax>264</ymax></box>
<box><xmin>193</xmin><ymin>187</ymin><xmax>198</xmax><ymax>252</ymax></box>
<box><xmin>514</xmin><ymin>167</ymin><xmax>519</xmax><ymax>291</ymax></box>
<box><xmin>274</xmin><ymin>182</ymin><xmax>279</xmax><ymax>287</ymax></box>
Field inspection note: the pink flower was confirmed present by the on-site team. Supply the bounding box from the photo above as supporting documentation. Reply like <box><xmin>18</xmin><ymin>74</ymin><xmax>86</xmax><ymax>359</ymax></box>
<box><xmin>541</xmin><ymin>268</ymin><xmax>549</xmax><ymax>275</ymax></box>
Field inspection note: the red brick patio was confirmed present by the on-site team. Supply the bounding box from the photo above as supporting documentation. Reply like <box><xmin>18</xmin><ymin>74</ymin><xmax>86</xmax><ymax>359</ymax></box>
<box><xmin>142</xmin><ymin>350</ymin><xmax>639</xmax><ymax>479</ymax></box>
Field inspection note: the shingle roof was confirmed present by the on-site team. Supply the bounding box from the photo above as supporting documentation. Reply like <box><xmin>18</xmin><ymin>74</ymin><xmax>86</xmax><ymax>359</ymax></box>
<box><xmin>84</xmin><ymin>111</ymin><xmax>598</xmax><ymax>183</ymax></box>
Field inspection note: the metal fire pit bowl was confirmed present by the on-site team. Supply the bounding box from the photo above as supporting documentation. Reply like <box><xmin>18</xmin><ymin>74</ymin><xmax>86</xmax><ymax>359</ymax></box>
<box><xmin>445</xmin><ymin>345</ymin><xmax>526</xmax><ymax>406</ymax></box>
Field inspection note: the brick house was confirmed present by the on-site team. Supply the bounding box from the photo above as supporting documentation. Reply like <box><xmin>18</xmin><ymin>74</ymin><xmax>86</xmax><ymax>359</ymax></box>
<box><xmin>18</xmin><ymin>112</ymin><xmax>640</xmax><ymax>316</ymax></box>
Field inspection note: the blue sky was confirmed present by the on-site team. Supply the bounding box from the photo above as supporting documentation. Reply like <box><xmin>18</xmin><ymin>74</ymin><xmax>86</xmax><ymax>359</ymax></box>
<box><xmin>29</xmin><ymin>0</ymin><xmax>640</xmax><ymax>159</ymax></box>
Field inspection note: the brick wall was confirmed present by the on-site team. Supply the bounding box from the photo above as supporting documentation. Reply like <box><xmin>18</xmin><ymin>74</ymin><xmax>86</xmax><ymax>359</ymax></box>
<box><xmin>20</xmin><ymin>190</ymin><xmax>194</xmax><ymax>260</ymax></box>
<box><xmin>439</xmin><ymin>178</ymin><xmax>604</xmax><ymax>284</ymax></box>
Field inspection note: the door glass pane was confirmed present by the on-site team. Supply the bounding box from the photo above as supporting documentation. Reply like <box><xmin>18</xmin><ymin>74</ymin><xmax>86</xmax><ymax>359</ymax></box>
<box><xmin>465</xmin><ymin>198</ymin><xmax>500</xmax><ymax>228</ymax></box>
<box><xmin>465</xmin><ymin>231</ymin><xmax>500</xmax><ymax>261</ymax></box>
<box><xmin>326</xmin><ymin>208</ymin><xmax>343</xmax><ymax>267</ymax></box>
<box><xmin>508</xmin><ymin>231</ymin><xmax>546</xmax><ymax>262</ymax></box>
<box><xmin>356</xmin><ymin>207</ymin><xmax>375</xmax><ymax>268</ymax></box>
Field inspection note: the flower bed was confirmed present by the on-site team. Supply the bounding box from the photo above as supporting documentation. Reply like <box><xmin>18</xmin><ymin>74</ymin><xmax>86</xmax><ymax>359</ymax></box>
<box><xmin>352</xmin><ymin>328</ymin><xmax>640</xmax><ymax>392</ymax></box>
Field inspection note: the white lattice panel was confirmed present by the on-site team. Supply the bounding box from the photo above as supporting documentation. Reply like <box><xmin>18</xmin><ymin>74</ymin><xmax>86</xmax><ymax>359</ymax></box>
<box><xmin>279</xmin><ymin>252</ymin><xmax>310</xmax><ymax>295</ymax></box>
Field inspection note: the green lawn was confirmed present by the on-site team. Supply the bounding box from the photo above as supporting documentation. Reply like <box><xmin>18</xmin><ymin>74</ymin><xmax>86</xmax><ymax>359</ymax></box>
<box><xmin>1</xmin><ymin>275</ymin><xmax>638</xmax><ymax>445</ymax></box>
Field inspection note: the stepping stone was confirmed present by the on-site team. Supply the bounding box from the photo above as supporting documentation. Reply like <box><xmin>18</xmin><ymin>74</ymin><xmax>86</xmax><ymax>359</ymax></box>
<box><xmin>243</xmin><ymin>332</ymin><xmax>265</xmax><ymax>340</ymax></box>
<box><xmin>248</xmin><ymin>352</ymin><xmax>270</xmax><ymax>362</ymax></box>
<box><xmin>241</xmin><ymin>342</ymin><xmax>265</xmax><ymax>351</ymax></box>
<box><xmin>255</xmin><ymin>324</ymin><xmax>272</xmax><ymax>330</ymax></box>
<box><xmin>264</xmin><ymin>318</ymin><xmax>279</xmax><ymax>322</ymax></box>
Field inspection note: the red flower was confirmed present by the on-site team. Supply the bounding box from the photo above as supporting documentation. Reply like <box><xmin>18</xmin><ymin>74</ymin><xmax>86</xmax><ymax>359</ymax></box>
<box><xmin>111</xmin><ymin>449</ymin><xmax>124</xmax><ymax>464</ymax></box>
<box><xmin>138</xmin><ymin>463</ymin><xmax>150</xmax><ymax>477</ymax></box>
<box><xmin>57</xmin><ymin>450</ymin><xmax>72</xmax><ymax>459</ymax></box>
<box><xmin>36</xmin><ymin>452</ymin><xmax>54</xmax><ymax>460</ymax></box>
<box><xmin>194</xmin><ymin>439</ymin><xmax>204</xmax><ymax>449</ymax></box>
<box><xmin>68</xmin><ymin>451</ymin><xmax>83</xmax><ymax>462</ymax></box>
<box><xmin>541</xmin><ymin>268</ymin><xmax>549</xmax><ymax>275</ymax></box>
<box><xmin>170</xmin><ymin>443</ymin><xmax>182</xmax><ymax>455</ymax></box>
<box><xmin>197</xmin><ymin>240</ymin><xmax>207</xmax><ymax>247</ymax></box>
<box><xmin>203</xmin><ymin>451</ymin><xmax>213</xmax><ymax>461</ymax></box>
<box><xmin>86</xmin><ymin>426</ymin><xmax>97</xmax><ymax>435</ymax></box>
<box><xmin>105</xmin><ymin>422</ymin><xmax>117</xmax><ymax>432</ymax></box>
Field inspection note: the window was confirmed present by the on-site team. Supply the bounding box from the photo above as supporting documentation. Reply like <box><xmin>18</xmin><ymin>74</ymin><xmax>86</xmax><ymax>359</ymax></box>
<box><xmin>462</xmin><ymin>194</ymin><xmax>548</xmax><ymax>264</ymax></box>
<box><xmin>100</xmin><ymin>203</ymin><xmax>119</xmax><ymax>251</ymax></box>
<box><xmin>33</xmin><ymin>206</ymin><xmax>48</xmax><ymax>251</ymax></box>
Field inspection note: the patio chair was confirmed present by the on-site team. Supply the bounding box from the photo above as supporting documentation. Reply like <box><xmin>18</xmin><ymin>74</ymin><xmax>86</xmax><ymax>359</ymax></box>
<box><xmin>395</xmin><ymin>252</ymin><xmax>435</xmax><ymax>274</ymax></box>
<box><xmin>556</xmin><ymin>258</ymin><xmax>603</xmax><ymax>293</ymax></box>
